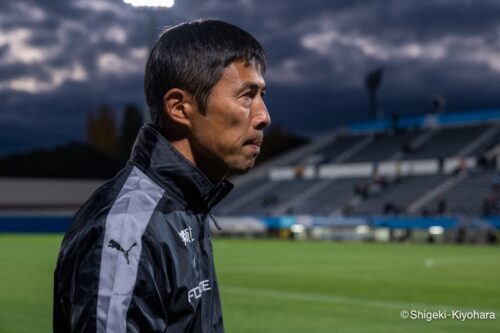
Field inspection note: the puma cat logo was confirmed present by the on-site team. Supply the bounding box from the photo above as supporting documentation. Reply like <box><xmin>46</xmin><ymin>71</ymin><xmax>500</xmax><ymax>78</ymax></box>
<box><xmin>108</xmin><ymin>239</ymin><xmax>137</xmax><ymax>265</ymax></box>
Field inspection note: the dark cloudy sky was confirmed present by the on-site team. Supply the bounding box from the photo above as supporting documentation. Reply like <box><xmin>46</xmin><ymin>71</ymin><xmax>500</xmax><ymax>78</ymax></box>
<box><xmin>2</xmin><ymin>0</ymin><xmax>500</xmax><ymax>156</ymax></box>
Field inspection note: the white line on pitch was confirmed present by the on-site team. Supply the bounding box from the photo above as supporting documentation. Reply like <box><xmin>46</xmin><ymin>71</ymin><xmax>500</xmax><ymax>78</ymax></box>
<box><xmin>222</xmin><ymin>286</ymin><xmax>499</xmax><ymax>313</ymax></box>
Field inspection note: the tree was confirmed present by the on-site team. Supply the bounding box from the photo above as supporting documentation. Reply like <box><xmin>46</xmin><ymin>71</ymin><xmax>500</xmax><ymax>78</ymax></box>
<box><xmin>255</xmin><ymin>124</ymin><xmax>309</xmax><ymax>164</ymax></box>
<box><xmin>87</xmin><ymin>104</ymin><xmax>119</xmax><ymax>158</ymax></box>
<box><xmin>119</xmin><ymin>104</ymin><xmax>144</xmax><ymax>161</ymax></box>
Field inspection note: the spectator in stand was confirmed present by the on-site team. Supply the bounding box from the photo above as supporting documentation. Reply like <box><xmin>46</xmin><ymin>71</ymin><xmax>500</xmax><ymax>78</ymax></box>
<box><xmin>481</xmin><ymin>192</ymin><xmax>498</xmax><ymax>216</ymax></box>
<box><xmin>420</xmin><ymin>207</ymin><xmax>431</xmax><ymax>217</ymax></box>
<box><xmin>437</xmin><ymin>199</ymin><xmax>447</xmax><ymax>215</ymax></box>
<box><xmin>383</xmin><ymin>202</ymin><xmax>399</xmax><ymax>216</ymax></box>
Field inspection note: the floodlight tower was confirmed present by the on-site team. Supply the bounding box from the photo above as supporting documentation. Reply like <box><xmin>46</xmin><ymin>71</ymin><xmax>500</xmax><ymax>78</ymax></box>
<box><xmin>122</xmin><ymin>0</ymin><xmax>175</xmax><ymax>122</ymax></box>
<box><xmin>123</xmin><ymin>0</ymin><xmax>174</xmax><ymax>8</ymax></box>
<box><xmin>365</xmin><ymin>68</ymin><xmax>384</xmax><ymax>120</ymax></box>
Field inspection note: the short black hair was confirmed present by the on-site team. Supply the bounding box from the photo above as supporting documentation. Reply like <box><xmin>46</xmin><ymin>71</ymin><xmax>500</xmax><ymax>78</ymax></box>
<box><xmin>144</xmin><ymin>19</ymin><xmax>267</xmax><ymax>126</ymax></box>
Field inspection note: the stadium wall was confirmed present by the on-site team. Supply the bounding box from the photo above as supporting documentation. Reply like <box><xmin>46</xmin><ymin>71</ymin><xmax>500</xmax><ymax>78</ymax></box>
<box><xmin>2</xmin><ymin>214</ymin><xmax>498</xmax><ymax>234</ymax></box>
<box><xmin>347</xmin><ymin>108</ymin><xmax>500</xmax><ymax>133</ymax></box>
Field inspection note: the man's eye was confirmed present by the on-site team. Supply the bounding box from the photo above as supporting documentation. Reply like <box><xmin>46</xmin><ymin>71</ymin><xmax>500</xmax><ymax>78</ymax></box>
<box><xmin>242</xmin><ymin>91</ymin><xmax>253</xmax><ymax>100</ymax></box>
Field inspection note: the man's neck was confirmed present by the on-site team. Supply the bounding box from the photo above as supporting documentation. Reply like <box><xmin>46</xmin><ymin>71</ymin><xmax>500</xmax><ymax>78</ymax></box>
<box><xmin>169</xmin><ymin>139</ymin><xmax>226</xmax><ymax>184</ymax></box>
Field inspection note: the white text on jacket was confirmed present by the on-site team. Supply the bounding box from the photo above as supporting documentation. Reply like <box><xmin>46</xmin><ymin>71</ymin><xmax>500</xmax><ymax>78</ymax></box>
<box><xmin>188</xmin><ymin>280</ymin><xmax>211</xmax><ymax>302</ymax></box>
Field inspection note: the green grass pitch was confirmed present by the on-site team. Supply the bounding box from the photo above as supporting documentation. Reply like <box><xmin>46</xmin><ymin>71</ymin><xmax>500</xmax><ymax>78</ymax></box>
<box><xmin>0</xmin><ymin>235</ymin><xmax>499</xmax><ymax>332</ymax></box>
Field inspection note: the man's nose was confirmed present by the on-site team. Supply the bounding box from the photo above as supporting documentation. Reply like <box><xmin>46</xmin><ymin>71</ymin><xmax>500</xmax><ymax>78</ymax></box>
<box><xmin>252</xmin><ymin>98</ymin><xmax>271</xmax><ymax>130</ymax></box>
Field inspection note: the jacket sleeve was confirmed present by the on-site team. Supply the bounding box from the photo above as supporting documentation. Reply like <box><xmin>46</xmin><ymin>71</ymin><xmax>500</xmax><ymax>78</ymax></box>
<box><xmin>123</xmin><ymin>230</ymin><xmax>172</xmax><ymax>332</ymax></box>
<box><xmin>54</xmin><ymin>223</ymin><xmax>171</xmax><ymax>333</ymax></box>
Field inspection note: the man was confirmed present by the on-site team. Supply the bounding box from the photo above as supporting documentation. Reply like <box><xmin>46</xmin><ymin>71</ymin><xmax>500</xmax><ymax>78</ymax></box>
<box><xmin>53</xmin><ymin>19</ymin><xmax>270</xmax><ymax>333</ymax></box>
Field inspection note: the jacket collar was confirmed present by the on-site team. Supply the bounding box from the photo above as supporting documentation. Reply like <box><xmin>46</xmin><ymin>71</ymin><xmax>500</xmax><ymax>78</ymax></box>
<box><xmin>129</xmin><ymin>124</ymin><xmax>233</xmax><ymax>211</ymax></box>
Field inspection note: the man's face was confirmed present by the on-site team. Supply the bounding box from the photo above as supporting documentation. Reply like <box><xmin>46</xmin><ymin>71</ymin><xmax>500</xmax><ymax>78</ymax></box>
<box><xmin>189</xmin><ymin>60</ymin><xmax>271</xmax><ymax>181</ymax></box>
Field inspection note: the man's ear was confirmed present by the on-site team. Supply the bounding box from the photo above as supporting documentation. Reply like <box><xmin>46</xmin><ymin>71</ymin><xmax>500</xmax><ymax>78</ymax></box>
<box><xmin>163</xmin><ymin>88</ymin><xmax>197</xmax><ymax>128</ymax></box>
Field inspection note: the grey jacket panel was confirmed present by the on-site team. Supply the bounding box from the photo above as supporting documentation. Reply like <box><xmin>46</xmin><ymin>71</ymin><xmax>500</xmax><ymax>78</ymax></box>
<box><xmin>54</xmin><ymin>124</ymin><xmax>232</xmax><ymax>333</ymax></box>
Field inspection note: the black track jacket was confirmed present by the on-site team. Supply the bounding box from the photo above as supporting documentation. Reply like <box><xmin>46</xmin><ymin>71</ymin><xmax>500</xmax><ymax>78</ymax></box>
<box><xmin>53</xmin><ymin>124</ymin><xmax>232</xmax><ymax>332</ymax></box>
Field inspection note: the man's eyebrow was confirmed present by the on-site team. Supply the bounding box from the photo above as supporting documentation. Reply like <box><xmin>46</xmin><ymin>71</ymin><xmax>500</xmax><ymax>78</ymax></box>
<box><xmin>237</xmin><ymin>82</ymin><xmax>266</xmax><ymax>93</ymax></box>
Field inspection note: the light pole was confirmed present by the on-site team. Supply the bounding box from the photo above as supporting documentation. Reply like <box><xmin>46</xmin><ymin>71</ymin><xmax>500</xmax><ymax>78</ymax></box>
<box><xmin>365</xmin><ymin>68</ymin><xmax>384</xmax><ymax>120</ymax></box>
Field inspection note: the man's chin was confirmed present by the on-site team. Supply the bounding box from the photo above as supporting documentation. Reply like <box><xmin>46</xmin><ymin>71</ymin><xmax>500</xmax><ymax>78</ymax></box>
<box><xmin>227</xmin><ymin>161</ymin><xmax>255</xmax><ymax>176</ymax></box>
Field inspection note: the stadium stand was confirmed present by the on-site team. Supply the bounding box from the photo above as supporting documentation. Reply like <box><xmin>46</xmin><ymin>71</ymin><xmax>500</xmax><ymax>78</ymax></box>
<box><xmin>352</xmin><ymin>175</ymin><xmax>448</xmax><ymax>216</ymax></box>
<box><xmin>281</xmin><ymin>177</ymin><xmax>364</xmax><ymax>215</ymax></box>
<box><xmin>310</xmin><ymin>135</ymin><xmax>367</xmax><ymax>163</ymax></box>
<box><xmin>224</xmin><ymin>179</ymin><xmax>321</xmax><ymax>216</ymax></box>
<box><xmin>429</xmin><ymin>170</ymin><xmax>500</xmax><ymax>216</ymax></box>
<box><xmin>401</xmin><ymin>124</ymin><xmax>492</xmax><ymax>159</ymax></box>
<box><xmin>214</xmin><ymin>110</ymin><xmax>500</xmax><ymax>220</ymax></box>
<box><xmin>2</xmin><ymin>109</ymin><xmax>500</xmax><ymax>240</ymax></box>
<box><xmin>343</xmin><ymin>130</ymin><xmax>421</xmax><ymax>162</ymax></box>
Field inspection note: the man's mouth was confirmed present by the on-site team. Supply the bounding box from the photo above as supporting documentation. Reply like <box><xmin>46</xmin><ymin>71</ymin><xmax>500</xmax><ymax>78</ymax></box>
<box><xmin>244</xmin><ymin>137</ymin><xmax>263</xmax><ymax>153</ymax></box>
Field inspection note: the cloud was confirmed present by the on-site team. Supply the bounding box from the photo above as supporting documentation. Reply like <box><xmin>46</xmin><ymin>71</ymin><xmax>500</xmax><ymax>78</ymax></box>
<box><xmin>301</xmin><ymin>29</ymin><xmax>448</xmax><ymax>62</ymax></box>
<box><xmin>103</xmin><ymin>25</ymin><xmax>128</xmax><ymax>44</ymax></box>
<box><xmin>12</xmin><ymin>2</ymin><xmax>47</xmax><ymax>22</ymax></box>
<box><xmin>73</xmin><ymin>0</ymin><xmax>127</xmax><ymax>16</ymax></box>
<box><xmin>2</xmin><ymin>0</ymin><xmax>500</xmax><ymax>155</ymax></box>
<box><xmin>97</xmin><ymin>48</ymin><xmax>148</xmax><ymax>76</ymax></box>
<box><xmin>0</xmin><ymin>63</ymin><xmax>88</xmax><ymax>94</ymax></box>
<box><xmin>0</xmin><ymin>28</ymin><xmax>61</xmax><ymax>65</ymax></box>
